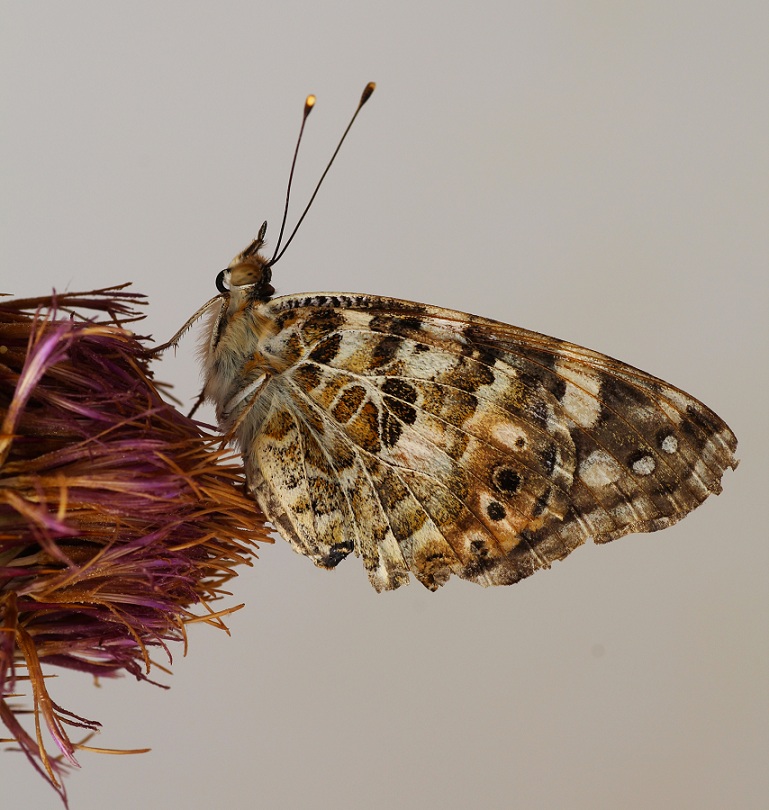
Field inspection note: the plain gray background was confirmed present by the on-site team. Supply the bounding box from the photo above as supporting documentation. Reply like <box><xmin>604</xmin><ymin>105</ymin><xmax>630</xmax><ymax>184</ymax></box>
<box><xmin>2</xmin><ymin>2</ymin><xmax>767</xmax><ymax>808</ymax></box>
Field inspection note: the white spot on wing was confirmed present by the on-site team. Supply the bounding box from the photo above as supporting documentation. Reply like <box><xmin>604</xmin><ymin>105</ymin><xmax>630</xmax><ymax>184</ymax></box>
<box><xmin>632</xmin><ymin>455</ymin><xmax>656</xmax><ymax>476</ymax></box>
<box><xmin>580</xmin><ymin>450</ymin><xmax>622</xmax><ymax>488</ymax></box>
<box><xmin>556</xmin><ymin>360</ymin><xmax>602</xmax><ymax>428</ymax></box>
<box><xmin>660</xmin><ymin>434</ymin><xmax>678</xmax><ymax>454</ymax></box>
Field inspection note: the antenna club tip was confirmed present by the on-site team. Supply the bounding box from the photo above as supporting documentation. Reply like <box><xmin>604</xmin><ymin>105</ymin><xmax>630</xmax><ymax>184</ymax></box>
<box><xmin>304</xmin><ymin>94</ymin><xmax>316</xmax><ymax>115</ymax></box>
<box><xmin>360</xmin><ymin>82</ymin><xmax>376</xmax><ymax>105</ymax></box>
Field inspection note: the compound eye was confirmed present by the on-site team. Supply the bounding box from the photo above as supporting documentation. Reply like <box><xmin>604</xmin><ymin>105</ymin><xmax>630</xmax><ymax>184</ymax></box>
<box><xmin>215</xmin><ymin>270</ymin><xmax>230</xmax><ymax>293</ymax></box>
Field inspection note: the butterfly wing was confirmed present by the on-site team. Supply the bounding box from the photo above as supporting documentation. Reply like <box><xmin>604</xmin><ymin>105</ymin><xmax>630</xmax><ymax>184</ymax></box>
<box><xmin>220</xmin><ymin>293</ymin><xmax>737</xmax><ymax>592</ymax></box>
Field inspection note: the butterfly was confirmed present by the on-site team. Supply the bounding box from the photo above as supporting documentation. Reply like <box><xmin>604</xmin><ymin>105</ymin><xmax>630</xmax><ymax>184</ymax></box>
<box><xmin>170</xmin><ymin>84</ymin><xmax>737</xmax><ymax>592</ymax></box>
<box><xmin>195</xmin><ymin>222</ymin><xmax>738</xmax><ymax>592</ymax></box>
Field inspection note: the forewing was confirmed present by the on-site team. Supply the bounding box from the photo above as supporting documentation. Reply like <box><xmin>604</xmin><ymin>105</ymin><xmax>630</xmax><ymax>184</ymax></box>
<box><xmin>245</xmin><ymin>294</ymin><xmax>737</xmax><ymax>591</ymax></box>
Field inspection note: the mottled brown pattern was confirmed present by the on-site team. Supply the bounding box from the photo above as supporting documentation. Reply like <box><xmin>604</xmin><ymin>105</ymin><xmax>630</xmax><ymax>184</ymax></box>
<box><xmin>443</xmin><ymin>430</ymin><xmax>470</xmax><ymax>462</ymax></box>
<box><xmin>331</xmin><ymin>385</ymin><xmax>366</xmax><ymax>424</ymax></box>
<box><xmin>292</xmin><ymin>362</ymin><xmax>323</xmax><ymax>391</ymax></box>
<box><xmin>441</xmin><ymin>357</ymin><xmax>496</xmax><ymax>393</ymax></box>
<box><xmin>301</xmin><ymin>309</ymin><xmax>345</xmax><ymax>343</ymax></box>
<box><xmin>419</xmin><ymin>383</ymin><xmax>478</xmax><ymax>428</ymax></box>
<box><xmin>281</xmin><ymin>332</ymin><xmax>304</xmax><ymax>366</ymax></box>
<box><xmin>347</xmin><ymin>400</ymin><xmax>382</xmax><ymax>454</ymax></box>
<box><xmin>304</xmin><ymin>369</ymin><xmax>351</xmax><ymax>410</ymax></box>
<box><xmin>203</xmin><ymin>268</ymin><xmax>738</xmax><ymax>593</ymax></box>
<box><xmin>262</xmin><ymin>408</ymin><xmax>295</xmax><ymax>441</ymax></box>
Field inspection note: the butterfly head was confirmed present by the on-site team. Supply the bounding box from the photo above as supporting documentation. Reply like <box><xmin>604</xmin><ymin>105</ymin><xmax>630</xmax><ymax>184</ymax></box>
<box><xmin>216</xmin><ymin>221</ymin><xmax>275</xmax><ymax>301</ymax></box>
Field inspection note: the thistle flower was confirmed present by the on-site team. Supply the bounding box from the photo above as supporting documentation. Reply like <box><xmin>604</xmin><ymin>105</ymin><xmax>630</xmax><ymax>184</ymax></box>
<box><xmin>0</xmin><ymin>286</ymin><xmax>270</xmax><ymax>802</ymax></box>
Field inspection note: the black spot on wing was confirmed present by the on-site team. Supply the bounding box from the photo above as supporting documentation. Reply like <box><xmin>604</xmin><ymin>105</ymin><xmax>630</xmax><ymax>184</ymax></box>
<box><xmin>599</xmin><ymin>375</ymin><xmax>649</xmax><ymax>411</ymax></box>
<box><xmin>486</xmin><ymin>501</ymin><xmax>506</xmax><ymax>521</ymax></box>
<box><xmin>369</xmin><ymin>314</ymin><xmax>425</xmax><ymax>337</ymax></box>
<box><xmin>371</xmin><ymin>335</ymin><xmax>403</xmax><ymax>369</ymax></box>
<box><xmin>309</xmin><ymin>333</ymin><xmax>342</xmax><ymax>364</ymax></box>
<box><xmin>318</xmin><ymin>541</ymin><xmax>355</xmax><ymax>569</ymax></box>
<box><xmin>492</xmin><ymin>466</ymin><xmax>521</xmax><ymax>495</ymax></box>
<box><xmin>381</xmin><ymin>378</ymin><xmax>418</xmax><ymax>403</ymax></box>
<box><xmin>515</xmin><ymin>363</ymin><xmax>566</xmax><ymax>402</ymax></box>
<box><xmin>381</xmin><ymin>410</ymin><xmax>402</xmax><ymax>448</ymax></box>
<box><xmin>385</xmin><ymin>396</ymin><xmax>417</xmax><ymax>426</ymax></box>
<box><xmin>549</xmin><ymin>376</ymin><xmax>567</xmax><ymax>401</ymax></box>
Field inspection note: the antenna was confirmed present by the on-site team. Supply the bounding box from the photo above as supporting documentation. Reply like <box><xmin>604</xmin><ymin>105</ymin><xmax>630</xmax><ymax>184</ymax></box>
<box><xmin>270</xmin><ymin>81</ymin><xmax>376</xmax><ymax>265</ymax></box>
<box><xmin>271</xmin><ymin>94</ymin><xmax>316</xmax><ymax>261</ymax></box>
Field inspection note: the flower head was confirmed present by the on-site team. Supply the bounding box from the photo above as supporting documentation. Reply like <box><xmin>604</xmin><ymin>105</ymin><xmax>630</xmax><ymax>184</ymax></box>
<box><xmin>0</xmin><ymin>286</ymin><xmax>270</xmax><ymax>802</ymax></box>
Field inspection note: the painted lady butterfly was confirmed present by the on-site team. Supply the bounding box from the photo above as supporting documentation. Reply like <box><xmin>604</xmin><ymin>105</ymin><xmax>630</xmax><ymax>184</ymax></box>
<box><xmin>181</xmin><ymin>84</ymin><xmax>738</xmax><ymax>592</ymax></box>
